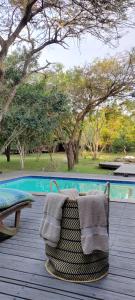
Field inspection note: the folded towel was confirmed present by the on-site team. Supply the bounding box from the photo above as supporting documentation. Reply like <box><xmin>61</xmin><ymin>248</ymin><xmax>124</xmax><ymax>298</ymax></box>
<box><xmin>40</xmin><ymin>193</ymin><xmax>68</xmax><ymax>247</ymax></box>
<box><xmin>60</xmin><ymin>188</ymin><xmax>79</xmax><ymax>200</ymax></box>
<box><xmin>77</xmin><ymin>191</ymin><xmax>109</xmax><ymax>255</ymax></box>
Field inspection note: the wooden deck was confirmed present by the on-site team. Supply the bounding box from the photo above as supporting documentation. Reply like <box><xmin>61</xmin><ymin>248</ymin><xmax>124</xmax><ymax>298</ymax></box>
<box><xmin>99</xmin><ymin>162</ymin><xmax>123</xmax><ymax>170</ymax></box>
<box><xmin>114</xmin><ymin>164</ymin><xmax>135</xmax><ymax>176</ymax></box>
<box><xmin>0</xmin><ymin>196</ymin><xmax>135</xmax><ymax>300</ymax></box>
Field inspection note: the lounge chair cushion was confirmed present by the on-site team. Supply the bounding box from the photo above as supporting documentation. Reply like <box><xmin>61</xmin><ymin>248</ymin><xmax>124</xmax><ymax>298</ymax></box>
<box><xmin>0</xmin><ymin>188</ymin><xmax>34</xmax><ymax>209</ymax></box>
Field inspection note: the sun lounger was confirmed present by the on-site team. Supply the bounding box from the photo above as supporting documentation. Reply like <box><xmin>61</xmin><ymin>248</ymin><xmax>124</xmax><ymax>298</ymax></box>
<box><xmin>0</xmin><ymin>189</ymin><xmax>33</xmax><ymax>237</ymax></box>
<box><xmin>0</xmin><ymin>200</ymin><xmax>32</xmax><ymax>236</ymax></box>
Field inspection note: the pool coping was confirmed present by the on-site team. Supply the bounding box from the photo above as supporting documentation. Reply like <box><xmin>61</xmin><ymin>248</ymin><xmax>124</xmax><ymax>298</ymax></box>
<box><xmin>0</xmin><ymin>170</ymin><xmax>135</xmax><ymax>182</ymax></box>
<box><xmin>0</xmin><ymin>171</ymin><xmax>135</xmax><ymax>203</ymax></box>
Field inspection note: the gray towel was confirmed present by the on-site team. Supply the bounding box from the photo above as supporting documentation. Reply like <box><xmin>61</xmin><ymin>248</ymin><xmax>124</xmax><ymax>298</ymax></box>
<box><xmin>40</xmin><ymin>193</ymin><xmax>68</xmax><ymax>247</ymax></box>
<box><xmin>77</xmin><ymin>191</ymin><xmax>109</xmax><ymax>255</ymax></box>
<box><xmin>60</xmin><ymin>188</ymin><xmax>79</xmax><ymax>200</ymax></box>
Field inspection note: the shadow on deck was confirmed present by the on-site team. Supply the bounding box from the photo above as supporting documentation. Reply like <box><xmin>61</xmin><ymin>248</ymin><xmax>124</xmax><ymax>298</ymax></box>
<box><xmin>0</xmin><ymin>196</ymin><xmax>135</xmax><ymax>300</ymax></box>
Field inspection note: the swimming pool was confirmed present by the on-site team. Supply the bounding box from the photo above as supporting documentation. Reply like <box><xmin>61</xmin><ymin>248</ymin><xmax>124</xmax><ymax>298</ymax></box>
<box><xmin>0</xmin><ymin>176</ymin><xmax>135</xmax><ymax>201</ymax></box>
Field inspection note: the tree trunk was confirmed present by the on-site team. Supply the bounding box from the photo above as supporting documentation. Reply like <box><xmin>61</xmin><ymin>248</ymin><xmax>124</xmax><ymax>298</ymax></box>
<box><xmin>20</xmin><ymin>153</ymin><xmax>24</xmax><ymax>170</ymax></box>
<box><xmin>65</xmin><ymin>141</ymin><xmax>75</xmax><ymax>171</ymax></box>
<box><xmin>92</xmin><ymin>143</ymin><xmax>98</xmax><ymax>159</ymax></box>
<box><xmin>64</xmin><ymin>121</ymin><xmax>84</xmax><ymax>170</ymax></box>
<box><xmin>49</xmin><ymin>151</ymin><xmax>53</xmax><ymax>162</ymax></box>
<box><xmin>92</xmin><ymin>150</ymin><xmax>98</xmax><ymax>160</ymax></box>
<box><xmin>72</xmin><ymin>127</ymin><xmax>83</xmax><ymax>164</ymax></box>
<box><xmin>5</xmin><ymin>145</ymin><xmax>11</xmax><ymax>162</ymax></box>
<box><xmin>73</xmin><ymin>141</ymin><xmax>79</xmax><ymax>164</ymax></box>
<box><xmin>17</xmin><ymin>140</ymin><xmax>25</xmax><ymax>170</ymax></box>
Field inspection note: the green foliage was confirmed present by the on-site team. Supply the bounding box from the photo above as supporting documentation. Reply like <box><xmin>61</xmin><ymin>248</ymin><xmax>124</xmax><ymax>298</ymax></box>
<box><xmin>4</xmin><ymin>50</ymin><xmax>39</xmax><ymax>87</ymax></box>
<box><xmin>112</xmin><ymin>135</ymin><xmax>132</xmax><ymax>152</ymax></box>
<box><xmin>1</xmin><ymin>55</ymin><xmax>135</xmax><ymax>171</ymax></box>
<box><xmin>81</xmin><ymin>103</ymin><xmax>135</xmax><ymax>155</ymax></box>
<box><xmin>112</xmin><ymin>131</ymin><xmax>135</xmax><ymax>152</ymax></box>
<box><xmin>1</xmin><ymin>79</ymin><xmax>69</xmax><ymax>154</ymax></box>
<box><xmin>5</xmin><ymin>67</ymin><xmax>22</xmax><ymax>85</ymax></box>
<box><xmin>4</xmin><ymin>52</ymin><xmax>24</xmax><ymax>86</ymax></box>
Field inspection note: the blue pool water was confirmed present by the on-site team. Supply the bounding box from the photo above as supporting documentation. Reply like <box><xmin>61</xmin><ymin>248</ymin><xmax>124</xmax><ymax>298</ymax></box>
<box><xmin>0</xmin><ymin>176</ymin><xmax>135</xmax><ymax>201</ymax></box>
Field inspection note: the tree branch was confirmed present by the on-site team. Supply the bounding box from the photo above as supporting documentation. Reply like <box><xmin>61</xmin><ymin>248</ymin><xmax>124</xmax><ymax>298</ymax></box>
<box><xmin>31</xmin><ymin>38</ymin><xmax>58</xmax><ymax>55</ymax></box>
<box><xmin>8</xmin><ymin>7</ymin><xmax>18</xmax><ymax>39</ymax></box>
<box><xmin>8</xmin><ymin>0</ymin><xmax>38</xmax><ymax>46</ymax></box>
<box><xmin>0</xmin><ymin>36</ymin><xmax>5</xmax><ymax>47</ymax></box>
<box><xmin>0</xmin><ymin>126</ymin><xmax>24</xmax><ymax>154</ymax></box>
<box><xmin>31</xmin><ymin>61</ymin><xmax>51</xmax><ymax>73</ymax></box>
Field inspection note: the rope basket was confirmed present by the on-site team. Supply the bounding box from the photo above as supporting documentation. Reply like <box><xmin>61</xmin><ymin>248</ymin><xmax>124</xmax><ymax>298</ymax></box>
<box><xmin>45</xmin><ymin>181</ymin><xmax>110</xmax><ymax>282</ymax></box>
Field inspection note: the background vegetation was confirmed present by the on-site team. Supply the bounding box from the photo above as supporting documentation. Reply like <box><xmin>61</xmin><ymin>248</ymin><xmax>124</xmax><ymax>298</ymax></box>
<box><xmin>1</xmin><ymin>152</ymin><xmax>135</xmax><ymax>174</ymax></box>
<box><xmin>1</xmin><ymin>61</ymin><xmax>135</xmax><ymax>172</ymax></box>
<box><xmin>0</xmin><ymin>1</ymin><xmax>135</xmax><ymax>173</ymax></box>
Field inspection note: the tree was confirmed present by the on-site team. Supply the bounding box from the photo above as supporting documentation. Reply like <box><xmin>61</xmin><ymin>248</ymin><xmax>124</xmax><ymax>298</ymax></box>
<box><xmin>99</xmin><ymin>105</ymin><xmax>124</xmax><ymax>152</ymax></box>
<box><xmin>81</xmin><ymin>110</ymin><xmax>106</xmax><ymax>159</ymax></box>
<box><xmin>1</xmin><ymin>81</ymin><xmax>69</xmax><ymax>169</ymax></box>
<box><xmin>50</xmin><ymin>54</ymin><xmax>135</xmax><ymax>170</ymax></box>
<box><xmin>0</xmin><ymin>0</ymin><xmax>135</xmax><ymax>123</ymax></box>
<box><xmin>111</xmin><ymin>117</ymin><xmax>135</xmax><ymax>153</ymax></box>
<box><xmin>81</xmin><ymin>103</ymin><xmax>135</xmax><ymax>157</ymax></box>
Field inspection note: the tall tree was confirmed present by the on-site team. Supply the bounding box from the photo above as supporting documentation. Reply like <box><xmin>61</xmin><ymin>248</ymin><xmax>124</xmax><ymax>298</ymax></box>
<box><xmin>51</xmin><ymin>54</ymin><xmax>135</xmax><ymax>170</ymax></box>
<box><xmin>0</xmin><ymin>0</ymin><xmax>135</xmax><ymax>122</ymax></box>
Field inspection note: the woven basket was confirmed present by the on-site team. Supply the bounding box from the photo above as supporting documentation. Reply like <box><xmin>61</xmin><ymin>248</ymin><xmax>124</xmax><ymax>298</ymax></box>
<box><xmin>45</xmin><ymin>186</ymin><xmax>109</xmax><ymax>282</ymax></box>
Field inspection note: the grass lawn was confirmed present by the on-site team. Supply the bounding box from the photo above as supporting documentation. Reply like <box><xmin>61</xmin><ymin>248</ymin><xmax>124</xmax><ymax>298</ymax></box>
<box><xmin>0</xmin><ymin>151</ymin><xmax>134</xmax><ymax>174</ymax></box>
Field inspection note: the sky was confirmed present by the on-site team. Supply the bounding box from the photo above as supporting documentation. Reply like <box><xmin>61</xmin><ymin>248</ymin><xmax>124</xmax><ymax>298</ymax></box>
<box><xmin>40</xmin><ymin>28</ymin><xmax>135</xmax><ymax>70</ymax></box>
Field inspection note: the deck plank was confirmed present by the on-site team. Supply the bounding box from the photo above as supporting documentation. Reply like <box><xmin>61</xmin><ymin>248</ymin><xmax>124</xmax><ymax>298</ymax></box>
<box><xmin>114</xmin><ymin>164</ymin><xmax>135</xmax><ymax>176</ymax></box>
<box><xmin>0</xmin><ymin>196</ymin><xmax>135</xmax><ymax>300</ymax></box>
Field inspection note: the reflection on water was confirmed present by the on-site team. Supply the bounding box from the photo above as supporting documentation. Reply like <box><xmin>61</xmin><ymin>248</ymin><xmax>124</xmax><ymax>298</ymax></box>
<box><xmin>0</xmin><ymin>177</ymin><xmax>135</xmax><ymax>201</ymax></box>
<box><xmin>110</xmin><ymin>185</ymin><xmax>134</xmax><ymax>200</ymax></box>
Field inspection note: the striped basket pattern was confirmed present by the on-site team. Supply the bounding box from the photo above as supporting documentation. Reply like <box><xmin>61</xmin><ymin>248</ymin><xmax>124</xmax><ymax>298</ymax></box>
<box><xmin>45</xmin><ymin>199</ymin><xmax>109</xmax><ymax>282</ymax></box>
